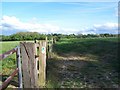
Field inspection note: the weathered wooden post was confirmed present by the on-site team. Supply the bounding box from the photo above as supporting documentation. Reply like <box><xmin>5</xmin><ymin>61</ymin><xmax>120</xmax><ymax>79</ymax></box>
<box><xmin>48</xmin><ymin>37</ymin><xmax>53</xmax><ymax>58</ymax></box>
<box><xmin>20</xmin><ymin>42</ymin><xmax>38</xmax><ymax>88</ymax></box>
<box><xmin>38</xmin><ymin>40</ymin><xmax>47</xmax><ymax>87</ymax></box>
<box><xmin>53</xmin><ymin>37</ymin><xmax>56</xmax><ymax>44</ymax></box>
<box><xmin>51</xmin><ymin>37</ymin><xmax>53</xmax><ymax>45</ymax></box>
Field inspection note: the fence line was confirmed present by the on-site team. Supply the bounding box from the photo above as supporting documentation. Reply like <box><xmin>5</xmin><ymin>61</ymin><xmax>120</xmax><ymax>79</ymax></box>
<box><xmin>0</xmin><ymin>37</ymin><xmax>56</xmax><ymax>89</ymax></box>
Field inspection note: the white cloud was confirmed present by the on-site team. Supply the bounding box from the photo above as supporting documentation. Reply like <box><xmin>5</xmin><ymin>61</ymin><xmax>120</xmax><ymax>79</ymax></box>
<box><xmin>0</xmin><ymin>15</ymin><xmax>80</xmax><ymax>35</ymax></box>
<box><xmin>1</xmin><ymin>16</ymin><xmax>60</xmax><ymax>34</ymax></box>
<box><xmin>0</xmin><ymin>16</ymin><xmax>118</xmax><ymax>35</ymax></box>
<box><xmin>78</xmin><ymin>22</ymin><xmax>118</xmax><ymax>34</ymax></box>
<box><xmin>94</xmin><ymin>23</ymin><xmax>117</xmax><ymax>29</ymax></box>
<box><xmin>93</xmin><ymin>22</ymin><xmax>118</xmax><ymax>33</ymax></box>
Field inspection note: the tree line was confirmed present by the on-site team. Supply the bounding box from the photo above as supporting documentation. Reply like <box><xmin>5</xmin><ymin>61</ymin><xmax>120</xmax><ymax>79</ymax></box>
<box><xmin>0</xmin><ymin>32</ymin><xmax>119</xmax><ymax>41</ymax></box>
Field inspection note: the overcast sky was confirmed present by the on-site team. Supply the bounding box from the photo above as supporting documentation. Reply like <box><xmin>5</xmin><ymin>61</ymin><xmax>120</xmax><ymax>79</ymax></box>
<box><xmin>0</xmin><ymin>1</ymin><xmax>119</xmax><ymax>35</ymax></box>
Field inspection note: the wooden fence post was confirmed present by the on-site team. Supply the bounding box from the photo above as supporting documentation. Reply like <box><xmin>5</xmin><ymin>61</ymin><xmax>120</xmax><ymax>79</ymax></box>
<box><xmin>47</xmin><ymin>37</ymin><xmax>56</xmax><ymax>58</ymax></box>
<box><xmin>38</xmin><ymin>40</ymin><xmax>46</xmax><ymax>87</ymax></box>
<box><xmin>51</xmin><ymin>37</ymin><xmax>53</xmax><ymax>45</ymax></box>
<box><xmin>20</xmin><ymin>42</ymin><xmax>37</xmax><ymax>88</ymax></box>
<box><xmin>53</xmin><ymin>37</ymin><xmax>56</xmax><ymax>44</ymax></box>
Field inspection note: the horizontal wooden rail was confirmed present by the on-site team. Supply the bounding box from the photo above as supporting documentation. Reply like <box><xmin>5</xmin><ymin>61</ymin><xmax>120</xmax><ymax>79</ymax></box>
<box><xmin>0</xmin><ymin>47</ymin><xmax>18</xmax><ymax>60</ymax></box>
<box><xmin>0</xmin><ymin>68</ymin><xmax>19</xmax><ymax>90</ymax></box>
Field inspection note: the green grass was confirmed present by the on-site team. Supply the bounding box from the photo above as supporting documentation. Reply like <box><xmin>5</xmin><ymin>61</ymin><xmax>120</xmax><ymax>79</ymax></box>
<box><xmin>0</xmin><ymin>41</ymin><xmax>20</xmax><ymax>88</ymax></box>
<box><xmin>0</xmin><ymin>37</ymin><xmax>119</xmax><ymax>88</ymax></box>
<box><xmin>48</xmin><ymin>37</ymin><xmax>119</xmax><ymax>88</ymax></box>
<box><xmin>54</xmin><ymin>37</ymin><xmax>118</xmax><ymax>54</ymax></box>
<box><xmin>0</xmin><ymin>41</ymin><xmax>20</xmax><ymax>75</ymax></box>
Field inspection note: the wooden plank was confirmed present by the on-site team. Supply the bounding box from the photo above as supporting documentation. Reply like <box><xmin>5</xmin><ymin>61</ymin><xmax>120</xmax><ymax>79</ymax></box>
<box><xmin>21</xmin><ymin>42</ymin><xmax>38</xmax><ymax>88</ymax></box>
<box><xmin>38</xmin><ymin>40</ymin><xmax>46</xmax><ymax>87</ymax></box>
<box><xmin>35</xmin><ymin>43</ymin><xmax>39</xmax><ymax>48</ymax></box>
<box><xmin>38</xmin><ymin>41</ymin><xmax>42</xmax><ymax>87</ymax></box>
<box><xmin>0</xmin><ymin>68</ymin><xmax>18</xmax><ymax>90</ymax></box>
<box><xmin>0</xmin><ymin>47</ymin><xmax>17</xmax><ymax>60</ymax></box>
<box><xmin>33</xmin><ymin>43</ymin><xmax>38</xmax><ymax>88</ymax></box>
<box><xmin>20</xmin><ymin>42</ymin><xmax>31</xmax><ymax>88</ymax></box>
<box><xmin>24</xmin><ymin>43</ymin><xmax>35</xmax><ymax>88</ymax></box>
<box><xmin>16</xmin><ymin>46</ymin><xmax>23</xmax><ymax>88</ymax></box>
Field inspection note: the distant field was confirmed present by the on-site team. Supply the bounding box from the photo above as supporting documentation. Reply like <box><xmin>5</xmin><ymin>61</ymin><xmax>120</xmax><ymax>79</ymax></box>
<box><xmin>1</xmin><ymin>41</ymin><xmax>19</xmax><ymax>53</ymax></box>
<box><xmin>0</xmin><ymin>37</ymin><xmax>119</xmax><ymax>88</ymax></box>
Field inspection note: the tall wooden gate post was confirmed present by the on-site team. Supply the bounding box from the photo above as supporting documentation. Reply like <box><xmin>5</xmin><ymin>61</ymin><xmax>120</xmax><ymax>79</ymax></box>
<box><xmin>20</xmin><ymin>42</ymin><xmax>38</xmax><ymax>88</ymax></box>
<box><xmin>38</xmin><ymin>40</ymin><xmax>47</xmax><ymax>87</ymax></box>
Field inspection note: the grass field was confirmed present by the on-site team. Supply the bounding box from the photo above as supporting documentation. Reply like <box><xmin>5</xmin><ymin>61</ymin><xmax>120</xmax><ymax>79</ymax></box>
<box><xmin>0</xmin><ymin>41</ymin><xmax>19</xmax><ymax>75</ymax></box>
<box><xmin>47</xmin><ymin>37</ymin><xmax>119</xmax><ymax>88</ymax></box>
<box><xmin>0</xmin><ymin>37</ymin><xmax>119</xmax><ymax>88</ymax></box>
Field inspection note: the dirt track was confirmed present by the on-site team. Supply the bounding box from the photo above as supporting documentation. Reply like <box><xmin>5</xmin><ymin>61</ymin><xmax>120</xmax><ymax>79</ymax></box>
<box><xmin>47</xmin><ymin>53</ymin><xmax>119</xmax><ymax>88</ymax></box>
